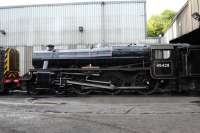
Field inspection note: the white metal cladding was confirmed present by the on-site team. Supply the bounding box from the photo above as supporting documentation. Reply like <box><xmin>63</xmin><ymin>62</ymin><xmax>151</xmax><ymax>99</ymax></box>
<box><xmin>161</xmin><ymin>24</ymin><xmax>175</xmax><ymax>43</ymax></box>
<box><xmin>0</xmin><ymin>0</ymin><xmax>146</xmax><ymax>48</ymax></box>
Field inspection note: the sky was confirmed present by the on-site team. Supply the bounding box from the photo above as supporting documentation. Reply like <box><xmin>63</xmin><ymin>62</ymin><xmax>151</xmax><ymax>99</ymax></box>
<box><xmin>0</xmin><ymin>0</ymin><xmax>187</xmax><ymax>19</ymax></box>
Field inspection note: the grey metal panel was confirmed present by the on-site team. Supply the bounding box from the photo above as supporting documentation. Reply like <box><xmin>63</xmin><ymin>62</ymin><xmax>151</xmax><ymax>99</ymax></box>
<box><xmin>0</xmin><ymin>4</ymin><xmax>102</xmax><ymax>46</ymax></box>
<box><xmin>103</xmin><ymin>2</ymin><xmax>145</xmax><ymax>43</ymax></box>
<box><xmin>0</xmin><ymin>0</ymin><xmax>146</xmax><ymax>48</ymax></box>
<box><xmin>16</xmin><ymin>46</ymin><xmax>33</xmax><ymax>76</ymax></box>
<box><xmin>176</xmin><ymin>3</ymin><xmax>192</xmax><ymax>37</ymax></box>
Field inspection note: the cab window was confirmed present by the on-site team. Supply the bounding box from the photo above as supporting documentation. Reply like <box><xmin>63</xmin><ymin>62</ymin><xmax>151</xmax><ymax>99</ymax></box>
<box><xmin>154</xmin><ymin>50</ymin><xmax>171</xmax><ymax>59</ymax></box>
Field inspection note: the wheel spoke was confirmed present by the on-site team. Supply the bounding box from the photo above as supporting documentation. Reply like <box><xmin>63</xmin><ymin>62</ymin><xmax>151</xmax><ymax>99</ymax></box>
<box><xmin>27</xmin><ymin>83</ymin><xmax>39</xmax><ymax>95</ymax></box>
<box><xmin>135</xmin><ymin>72</ymin><xmax>158</xmax><ymax>95</ymax></box>
<box><xmin>73</xmin><ymin>85</ymin><xmax>92</xmax><ymax>95</ymax></box>
<box><xmin>101</xmin><ymin>72</ymin><xmax>126</xmax><ymax>95</ymax></box>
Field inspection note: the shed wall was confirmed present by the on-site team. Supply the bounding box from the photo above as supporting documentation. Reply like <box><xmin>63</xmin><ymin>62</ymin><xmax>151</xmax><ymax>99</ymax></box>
<box><xmin>0</xmin><ymin>1</ymin><xmax>146</xmax><ymax>48</ymax></box>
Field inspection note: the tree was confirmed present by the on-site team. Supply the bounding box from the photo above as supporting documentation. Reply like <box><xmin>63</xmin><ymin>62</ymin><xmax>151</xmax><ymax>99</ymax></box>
<box><xmin>147</xmin><ymin>10</ymin><xmax>176</xmax><ymax>37</ymax></box>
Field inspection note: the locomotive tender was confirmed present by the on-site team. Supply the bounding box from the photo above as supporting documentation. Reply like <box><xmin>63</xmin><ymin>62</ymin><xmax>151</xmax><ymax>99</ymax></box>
<box><xmin>27</xmin><ymin>43</ymin><xmax>200</xmax><ymax>95</ymax></box>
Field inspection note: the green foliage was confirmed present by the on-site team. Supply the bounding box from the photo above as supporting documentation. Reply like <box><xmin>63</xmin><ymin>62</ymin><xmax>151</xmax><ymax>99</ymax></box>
<box><xmin>147</xmin><ymin>10</ymin><xmax>176</xmax><ymax>37</ymax></box>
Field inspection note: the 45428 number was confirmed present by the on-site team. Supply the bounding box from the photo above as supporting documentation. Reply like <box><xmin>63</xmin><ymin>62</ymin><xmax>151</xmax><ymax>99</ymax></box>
<box><xmin>156</xmin><ymin>63</ymin><xmax>170</xmax><ymax>68</ymax></box>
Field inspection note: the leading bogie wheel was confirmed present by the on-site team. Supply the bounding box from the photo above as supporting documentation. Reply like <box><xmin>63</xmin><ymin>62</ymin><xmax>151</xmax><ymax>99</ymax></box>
<box><xmin>26</xmin><ymin>81</ymin><xmax>39</xmax><ymax>95</ymax></box>
<box><xmin>27</xmin><ymin>85</ymin><xmax>39</xmax><ymax>95</ymax></box>
<box><xmin>50</xmin><ymin>81</ymin><xmax>66</xmax><ymax>95</ymax></box>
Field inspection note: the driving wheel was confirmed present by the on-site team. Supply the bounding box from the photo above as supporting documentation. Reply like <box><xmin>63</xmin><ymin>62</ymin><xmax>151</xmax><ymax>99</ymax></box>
<box><xmin>135</xmin><ymin>72</ymin><xmax>158</xmax><ymax>95</ymax></box>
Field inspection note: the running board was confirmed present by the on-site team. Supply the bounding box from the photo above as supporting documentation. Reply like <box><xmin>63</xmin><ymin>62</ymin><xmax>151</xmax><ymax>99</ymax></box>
<box><xmin>67</xmin><ymin>80</ymin><xmax>147</xmax><ymax>90</ymax></box>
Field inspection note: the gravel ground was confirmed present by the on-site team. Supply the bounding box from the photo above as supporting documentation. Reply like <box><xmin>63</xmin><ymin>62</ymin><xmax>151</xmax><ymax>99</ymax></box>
<box><xmin>0</xmin><ymin>95</ymin><xmax>199</xmax><ymax>133</ymax></box>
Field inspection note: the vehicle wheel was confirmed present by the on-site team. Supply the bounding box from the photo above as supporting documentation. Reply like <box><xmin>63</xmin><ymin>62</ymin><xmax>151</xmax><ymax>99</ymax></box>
<box><xmin>73</xmin><ymin>85</ymin><xmax>92</xmax><ymax>95</ymax></box>
<box><xmin>135</xmin><ymin>72</ymin><xmax>158</xmax><ymax>95</ymax></box>
<box><xmin>51</xmin><ymin>85</ymin><xmax>66</xmax><ymax>95</ymax></box>
<box><xmin>50</xmin><ymin>81</ymin><xmax>66</xmax><ymax>95</ymax></box>
<box><xmin>69</xmin><ymin>77</ymin><xmax>93</xmax><ymax>95</ymax></box>
<box><xmin>54</xmin><ymin>88</ymin><xmax>66</xmax><ymax>95</ymax></box>
<box><xmin>27</xmin><ymin>81</ymin><xmax>39</xmax><ymax>95</ymax></box>
<box><xmin>101</xmin><ymin>72</ymin><xmax>125</xmax><ymax>95</ymax></box>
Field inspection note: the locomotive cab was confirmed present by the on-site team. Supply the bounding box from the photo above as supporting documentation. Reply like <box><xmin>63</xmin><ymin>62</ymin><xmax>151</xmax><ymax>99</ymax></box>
<box><xmin>150</xmin><ymin>45</ymin><xmax>175</xmax><ymax>79</ymax></box>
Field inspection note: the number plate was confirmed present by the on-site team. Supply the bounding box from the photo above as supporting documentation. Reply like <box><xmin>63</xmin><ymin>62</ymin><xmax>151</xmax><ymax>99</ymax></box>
<box><xmin>156</xmin><ymin>63</ymin><xmax>170</xmax><ymax>68</ymax></box>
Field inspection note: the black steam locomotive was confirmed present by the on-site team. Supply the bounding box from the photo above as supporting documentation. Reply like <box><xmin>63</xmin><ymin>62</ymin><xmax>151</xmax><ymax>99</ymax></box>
<box><xmin>27</xmin><ymin>43</ymin><xmax>200</xmax><ymax>95</ymax></box>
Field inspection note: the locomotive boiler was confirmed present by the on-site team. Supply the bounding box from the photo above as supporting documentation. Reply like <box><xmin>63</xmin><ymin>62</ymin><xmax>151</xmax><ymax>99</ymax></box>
<box><xmin>32</xmin><ymin>44</ymin><xmax>150</xmax><ymax>69</ymax></box>
<box><xmin>27</xmin><ymin>43</ymin><xmax>200</xmax><ymax>95</ymax></box>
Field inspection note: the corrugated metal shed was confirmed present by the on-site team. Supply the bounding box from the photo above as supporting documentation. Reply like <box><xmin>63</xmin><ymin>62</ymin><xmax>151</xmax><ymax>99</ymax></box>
<box><xmin>0</xmin><ymin>0</ymin><xmax>147</xmax><ymax>48</ymax></box>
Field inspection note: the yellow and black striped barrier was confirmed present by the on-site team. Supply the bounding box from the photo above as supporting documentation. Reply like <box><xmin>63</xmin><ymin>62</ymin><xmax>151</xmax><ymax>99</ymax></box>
<box><xmin>4</xmin><ymin>48</ymin><xmax>10</xmax><ymax>78</ymax></box>
<box><xmin>4</xmin><ymin>48</ymin><xmax>19</xmax><ymax>79</ymax></box>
